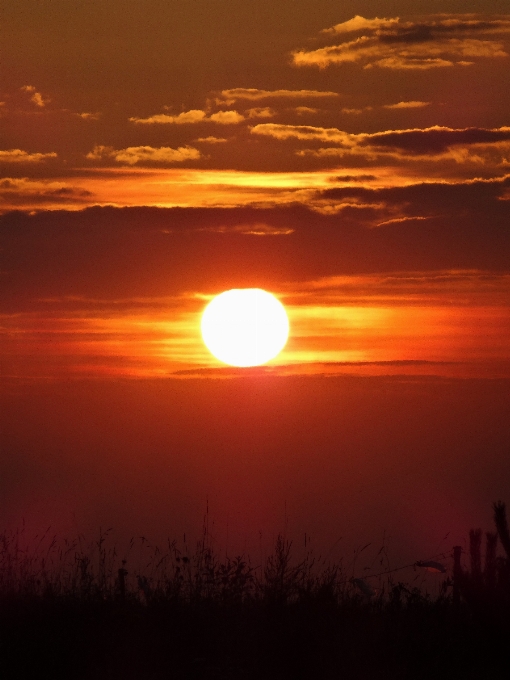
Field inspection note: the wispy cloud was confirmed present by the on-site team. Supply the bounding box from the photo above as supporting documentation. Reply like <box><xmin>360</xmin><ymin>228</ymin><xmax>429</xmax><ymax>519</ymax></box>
<box><xmin>339</xmin><ymin>101</ymin><xmax>428</xmax><ymax>114</ymax></box>
<box><xmin>2</xmin><ymin>86</ymin><xmax>103</xmax><ymax>122</ymax></box>
<box><xmin>292</xmin><ymin>14</ymin><xmax>510</xmax><ymax>70</ymax></box>
<box><xmin>2</xmin><ymin>167</ymin><xmax>508</xmax><ymax>215</ymax></box>
<box><xmin>86</xmin><ymin>145</ymin><xmax>201</xmax><ymax>165</ymax></box>
<box><xmin>332</xmin><ymin>174</ymin><xmax>378</xmax><ymax>183</ymax></box>
<box><xmin>251</xmin><ymin>123</ymin><xmax>510</xmax><ymax>165</ymax></box>
<box><xmin>0</xmin><ymin>167</ymin><xmax>336</xmax><ymax>213</ymax></box>
<box><xmin>294</xmin><ymin>106</ymin><xmax>320</xmax><ymax>115</ymax></box>
<box><xmin>287</xmin><ymin>269</ymin><xmax>510</xmax><ymax>306</ymax></box>
<box><xmin>376</xmin><ymin>215</ymin><xmax>431</xmax><ymax>227</ymax></box>
<box><xmin>245</xmin><ymin>107</ymin><xmax>275</xmax><ymax>119</ymax></box>
<box><xmin>199</xmin><ymin>222</ymin><xmax>294</xmax><ymax>236</ymax></box>
<box><xmin>0</xmin><ymin>177</ymin><xmax>93</xmax><ymax>208</ymax></box>
<box><xmin>130</xmin><ymin>109</ymin><xmax>244</xmax><ymax>125</ymax></box>
<box><xmin>218</xmin><ymin>88</ymin><xmax>338</xmax><ymax>104</ymax></box>
<box><xmin>313</xmin><ymin>173</ymin><xmax>510</xmax><ymax>222</ymax></box>
<box><xmin>322</xmin><ymin>15</ymin><xmax>400</xmax><ymax>36</ymax></box>
<box><xmin>383</xmin><ymin>101</ymin><xmax>430</xmax><ymax>109</ymax></box>
<box><xmin>195</xmin><ymin>136</ymin><xmax>228</xmax><ymax>144</ymax></box>
<box><xmin>341</xmin><ymin>106</ymin><xmax>373</xmax><ymax>115</ymax></box>
<box><xmin>75</xmin><ymin>112</ymin><xmax>101</xmax><ymax>120</ymax></box>
<box><xmin>0</xmin><ymin>149</ymin><xmax>57</xmax><ymax>163</ymax></box>
<box><xmin>130</xmin><ymin>110</ymin><xmax>207</xmax><ymax>124</ymax></box>
<box><xmin>363</xmin><ymin>125</ymin><xmax>510</xmax><ymax>154</ymax></box>
<box><xmin>209</xmin><ymin>110</ymin><xmax>244</xmax><ymax>124</ymax></box>
<box><xmin>251</xmin><ymin>123</ymin><xmax>356</xmax><ymax>145</ymax></box>
<box><xmin>20</xmin><ymin>85</ymin><xmax>51</xmax><ymax>107</ymax></box>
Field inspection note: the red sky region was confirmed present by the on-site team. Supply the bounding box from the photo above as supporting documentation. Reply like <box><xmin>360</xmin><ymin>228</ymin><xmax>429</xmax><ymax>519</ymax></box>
<box><xmin>1</xmin><ymin>0</ymin><xmax>510</xmax><ymax>575</ymax></box>
<box><xmin>2</xmin><ymin>376</ymin><xmax>510</xmax><ymax>574</ymax></box>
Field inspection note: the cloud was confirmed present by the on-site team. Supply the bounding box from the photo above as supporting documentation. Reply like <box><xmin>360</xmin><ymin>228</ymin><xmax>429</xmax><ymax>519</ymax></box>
<box><xmin>251</xmin><ymin>123</ymin><xmax>356</xmax><ymax>145</ymax></box>
<box><xmin>0</xmin><ymin>149</ymin><xmax>57</xmax><ymax>163</ymax></box>
<box><xmin>341</xmin><ymin>106</ymin><xmax>372</xmax><ymax>114</ymax></box>
<box><xmin>376</xmin><ymin>216</ymin><xmax>431</xmax><ymax>227</ymax></box>
<box><xmin>245</xmin><ymin>107</ymin><xmax>275</xmax><ymax>119</ymax></box>
<box><xmin>3</xmin><ymin>200</ymin><xmax>509</xmax><ymax>356</ymax></box>
<box><xmin>200</xmin><ymin>222</ymin><xmax>294</xmax><ymax>236</ymax></box>
<box><xmin>322</xmin><ymin>15</ymin><xmax>400</xmax><ymax>35</ymax></box>
<box><xmin>363</xmin><ymin>125</ymin><xmax>510</xmax><ymax>154</ymax></box>
<box><xmin>1</xmin><ymin>180</ymin><xmax>509</xmax><ymax>351</ymax></box>
<box><xmin>3</xmin><ymin>165</ymin><xmax>508</xmax><ymax>216</ymax></box>
<box><xmin>86</xmin><ymin>145</ymin><xmax>201</xmax><ymax>165</ymax></box>
<box><xmin>218</xmin><ymin>88</ymin><xmax>338</xmax><ymax>104</ymax></box>
<box><xmin>295</xmin><ymin>106</ymin><xmax>319</xmax><ymax>115</ymax></box>
<box><xmin>332</xmin><ymin>174</ymin><xmax>378</xmax><ymax>182</ymax></box>
<box><xmin>20</xmin><ymin>85</ymin><xmax>51</xmax><ymax>107</ymax></box>
<box><xmin>195</xmin><ymin>136</ymin><xmax>228</xmax><ymax>144</ymax></box>
<box><xmin>296</xmin><ymin>148</ymin><xmax>354</xmax><ymax>159</ymax></box>
<box><xmin>130</xmin><ymin>109</ymin><xmax>244</xmax><ymax>125</ymax></box>
<box><xmin>313</xmin><ymin>174</ymin><xmax>510</xmax><ymax>226</ymax></box>
<box><xmin>251</xmin><ymin>123</ymin><xmax>510</xmax><ymax>165</ymax></box>
<box><xmin>287</xmin><ymin>270</ymin><xmax>510</xmax><ymax>317</ymax></box>
<box><xmin>76</xmin><ymin>112</ymin><xmax>101</xmax><ymax>120</ymax></box>
<box><xmin>383</xmin><ymin>101</ymin><xmax>430</xmax><ymax>109</ymax></box>
<box><xmin>209</xmin><ymin>110</ymin><xmax>244</xmax><ymax>124</ymax></box>
<box><xmin>0</xmin><ymin>177</ymin><xmax>93</xmax><ymax>208</ymax></box>
<box><xmin>130</xmin><ymin>110</ymin><xmax>207</xmax><ymax>124</ymax></box>
<box><xmin>292</xmin><ymin>14</ymin><xmax>510</xmax><ymax>70</ymax></box>
<box><xmin>2</xmin><ymin>88</ymin><xmax>102</xmax><ymax>122</ymax></box>
<box><xmin>367</xmin><ymin>57</ymin><xmax>457</xmax><ymax>70</ymax></box>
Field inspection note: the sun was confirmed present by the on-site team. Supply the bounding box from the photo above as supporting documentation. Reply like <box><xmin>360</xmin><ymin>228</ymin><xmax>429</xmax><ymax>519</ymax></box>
<box><xmin>201</xmin><ymin>288</ymin><xmax>289</xmax><ymax>367</ymax></box>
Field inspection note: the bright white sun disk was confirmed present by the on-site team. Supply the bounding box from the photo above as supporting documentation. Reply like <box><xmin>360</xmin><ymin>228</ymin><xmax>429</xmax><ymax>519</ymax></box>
<box><xmin>201</xmin><ymin>288</ymin><xmax>289</xmax><ymax>367</ymax></box>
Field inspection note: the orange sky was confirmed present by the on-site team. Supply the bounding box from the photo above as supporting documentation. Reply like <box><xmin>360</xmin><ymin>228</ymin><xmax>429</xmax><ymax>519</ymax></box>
<box><xmin>3</xmin><ymin>270</ymin><xmax>510</xmax><ymax>380</ymax></box>
<box><xmin>2</xmin><ymin>2</ymin><xmax>510</xmax><ymax>381</ymax></box>
<box><xmin>1</xmin><ymin>0</ymin><xmax>510</xmax><ymax>567</ymax></box>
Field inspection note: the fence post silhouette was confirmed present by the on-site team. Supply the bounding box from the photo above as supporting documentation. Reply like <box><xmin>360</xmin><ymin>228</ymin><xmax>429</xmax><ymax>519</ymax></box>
<box><xmin>453</xmin><ymin>545</ymin><xmax>462</xmax><ymax>606</ymax></box>
<box><xmin>118</xmin><ymin>566</ymin><xmax>127</xmax><ymax>601</ymax></box>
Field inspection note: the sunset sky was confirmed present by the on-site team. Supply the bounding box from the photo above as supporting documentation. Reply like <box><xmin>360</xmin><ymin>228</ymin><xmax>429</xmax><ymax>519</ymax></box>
<box><xmin>1</xmin><ymin>0</ymin><xmax>510</xmax><ymax>574</ymax></box>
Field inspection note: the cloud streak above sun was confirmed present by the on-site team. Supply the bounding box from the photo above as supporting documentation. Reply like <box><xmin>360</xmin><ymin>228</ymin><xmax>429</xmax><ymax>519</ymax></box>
<box><xmin>292</xmin><ymin>14</ymin><xmax>510</xmax><ymax>69</ymax></box>
<box><xmin>130</xmin><ymin>109</ymin><xmax>245</xmax><ymax>125</ymax></box>
<box><xmin>0</xmin><ymin>149</ymin><xmax>57</xmax><ymax>163</ymax></box>
<box><xmin>86</xmin><ymin>145</ymin><xmax>201</xmax><ymax>165</ymax></box>
<box><xmin>217</xmin><ymin>88</ymin><xmax>339</xmax><ymax>103</ymax></box>
<box><xmin>250</xmin><ymin>122</ymin><xmax>510</xmax><ymax>151</ymax></box>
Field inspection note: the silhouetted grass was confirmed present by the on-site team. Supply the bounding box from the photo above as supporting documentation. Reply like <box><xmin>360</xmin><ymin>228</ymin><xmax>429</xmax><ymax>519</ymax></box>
<box><xmin>1</xmin><ymin>511</ymin><xmax>510</xmax><ymax>680</ymax></box>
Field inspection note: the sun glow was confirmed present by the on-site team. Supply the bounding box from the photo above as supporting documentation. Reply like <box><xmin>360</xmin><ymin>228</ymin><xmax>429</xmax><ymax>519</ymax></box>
<box><xmin>201</xmin><ymin>289</ymin><xmax>289</xmax><ymax>367</ymax></box>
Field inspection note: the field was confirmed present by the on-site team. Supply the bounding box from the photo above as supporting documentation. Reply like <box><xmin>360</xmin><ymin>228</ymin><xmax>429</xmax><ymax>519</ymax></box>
<box><xmin>2</xmin><ymin>504</ymin><xmax>510</xmax><ymax>679</ymax></box>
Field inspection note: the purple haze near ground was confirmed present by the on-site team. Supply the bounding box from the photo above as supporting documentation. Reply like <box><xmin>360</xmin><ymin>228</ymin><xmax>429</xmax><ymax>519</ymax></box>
<box><xmin>1</xmin><ymin>375</ymin><xmax>509</xmax><ymax>576</ymax></box>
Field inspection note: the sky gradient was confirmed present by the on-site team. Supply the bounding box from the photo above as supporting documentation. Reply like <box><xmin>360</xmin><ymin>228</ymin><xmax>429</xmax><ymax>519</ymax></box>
<box><xmin>1</xmin><ymin>0</ymin><xmax>509</xmax><ymax>572</ymax></box>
